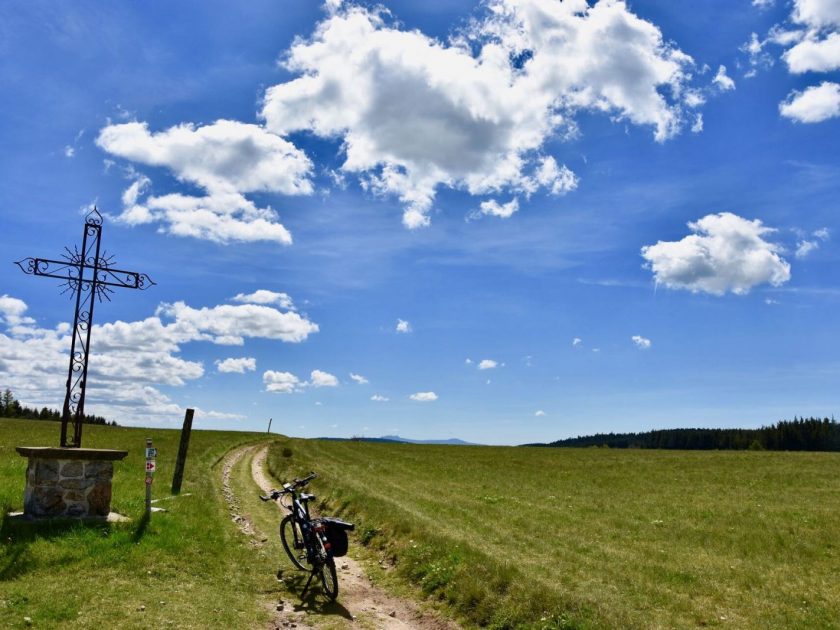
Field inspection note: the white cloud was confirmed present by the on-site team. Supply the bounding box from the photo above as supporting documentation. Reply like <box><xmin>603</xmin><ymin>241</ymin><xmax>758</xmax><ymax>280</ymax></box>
<box><xmin>64</xmin><ymin>146</ymin><xmax>75</xmax><ymax>158</ymax></box>
<box><xmin>264</xmin><ymin>371</ymin><xmax>303</xmax><ymax>394</ymax></box>
<box><xmin>792</xmin><ymin>0</ymin><xmax>840</xmax><ymax>30</ymax></box>
<box><xmin>156</xmin><ymin>301</ymin><xmax>318</xmax><ymax>344</ymax></box>
<box><xmin>465</xmin><ymin>358</ymin><xmax>473</xmax><ymax>365</ymax></box>
<box><xmin>533</xmin><ymin>156</ymin><xmax>579</xmax><ymax>196</ymax></box>
<box><xmin>349</xmin><ymin>372</ymin><xmax>369</xmax><ymax>384</ymax></box>
<box><xmin>713</xmin><ymin>65</ymin><xmax>735</xmax><ymax>91</ymax></box>
<box><xmin>371</xmin><ymin>394</ymin><xmax>389</xmax><ymax>402</ymax></box>
<box><xmin>309</xmin><ymin>369</ymin><xmax>339</xmax><ymax>388</ymax></box>
<box><xmin>97</xmin><ymin>120</ymin><xmax>312</xmax><ymax>195</ymax></box>
<box><xmin>261</xmin><ymin>0</ymin><xmax>697</xmax><ymax>228</ymax></box>
<box><xmin>216</xmin><ymin>357</ymin><xmax>257</xmax><ymax>373</ymax></box>
<box><xmin>396</xmin><ymin>318</ymin><xmax>412</xmax><ymax>333</ymax></box>
<box><xmin>478</xmin><ymin>359</ymin><xmax>498</xmax><ymax>370</ymax></box>
<box><xmin>795</xmin><ymin>240</ymin><xmax>819</xmax><ymax>258</ymax></box>
<box><xmin>631</xmin><ymin>335</ymin><xmax>652</xmax><ymax>350</ymax></box>
<box><xmin>747</xmin><ymin>1</ymin><xmax>840</xmax><ymax>117</ymax></box>
<box><xmin>795</xmin><ymin>226</ymin><xmax>831</xmax><ymax>258</ymax></box>
<box><xmin>691</xmin><ymin>113</ymin><xmax>704</xmax><ymax>133</ymax></box>
<box><xmin>97</xmin><ymin>120</ymin><xmax>312</xmax><ymax>244</ymax></box>
<box><xmin>409</xmin><ymin>391</ymin><xmax>438</xmax><ymax>402</ymax></box>
<box><xmin>572</xmin><ymin>337</ymin><xmax>583</xmax><ymax>347</ymax></box>
<box><xmin>0</xmin><ymin>295</ymin><xmax>35</xmax><ymax>327</ymax></box>
<box><xmin>641</xmin><ymin>212</ymin><xmax>791</xmax><ymax>295</ymax></box>
<box><xmin>0</xmin><ymin>294</ymin><xmax>314</xmax><ymax>422</ymax></box>
<box><xmin>117</xmin><ymin>190</ymin><xmax>294</xmax><ymax>245</ymax></box>
<box><xmin>753</xmin><ymin>0</ymin><xmax>775</xmax><ymax>8</ymax></box>
<box><xmin>535</xmin><ymin>410</ymin><xmax>546</xmax><ymax>417</ymax></box>
<box><xmin>784</xmin><ymin>32</ymin><xmax>840</xmax><ymax>73</ymax></box>
<box><xmin>477</xmin><ymin>198</ymin><xmax>520</xmax><ymax>219</ymax></box>
<box><xmin>232</xmin><ymin>290</ymin><xmax>295</xmax><ymax>310</ymax></box>
<box><xmin>780</xmin><ymin>81</ymin><xmax>840</xmax><ymax>122</ymax></box>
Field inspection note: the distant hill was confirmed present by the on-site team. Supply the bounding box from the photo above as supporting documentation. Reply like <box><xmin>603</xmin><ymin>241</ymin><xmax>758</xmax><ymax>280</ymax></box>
<box><xmin>316</xmin><ymin>434</ymin><xmax>479</xmax><ymax>446</ymax></box>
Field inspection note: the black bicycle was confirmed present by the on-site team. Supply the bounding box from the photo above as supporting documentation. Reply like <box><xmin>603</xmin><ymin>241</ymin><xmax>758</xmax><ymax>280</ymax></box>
<box><xmin>260</xmin><ymin>472</ymin><xmax>354</xmax><ymax>600</ymax></box>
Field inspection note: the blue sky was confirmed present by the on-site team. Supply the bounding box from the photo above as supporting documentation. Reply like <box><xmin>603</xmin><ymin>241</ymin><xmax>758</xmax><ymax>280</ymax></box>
<box><xmin>1</xmin><ymin>0</ymin><xmax>839</xmax><ymax>444</ymax></box>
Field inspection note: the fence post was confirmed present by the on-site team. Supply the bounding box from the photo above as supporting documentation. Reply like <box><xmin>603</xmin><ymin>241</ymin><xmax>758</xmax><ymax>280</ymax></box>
<box><xmin>145</xmin><ymin>437</ymin><xmax>153</xmax><ymax>517</ymax></box>
<box><xmin>171</xmin><ymin>408</ymin><xmax>194</xmax><ymax>495</ymax></box>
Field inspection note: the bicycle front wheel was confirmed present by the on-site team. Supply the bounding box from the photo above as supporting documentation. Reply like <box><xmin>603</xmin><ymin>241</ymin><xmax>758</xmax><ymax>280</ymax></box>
<box><xmin>280</xmin><ymin>515</ymin><xmax>307</xmax><ymax>570</ymax></box>
<box><xmin>320</xmin><ymin>557</ymin><xmax>339</xmax><ymax>600</ymax></box>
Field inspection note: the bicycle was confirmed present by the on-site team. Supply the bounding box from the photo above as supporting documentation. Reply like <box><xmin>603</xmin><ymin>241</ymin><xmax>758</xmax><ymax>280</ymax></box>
<box><xmin>260</xmin><ymin>471</ymin><xmax>354</xmax><ymax>600</ymax></box>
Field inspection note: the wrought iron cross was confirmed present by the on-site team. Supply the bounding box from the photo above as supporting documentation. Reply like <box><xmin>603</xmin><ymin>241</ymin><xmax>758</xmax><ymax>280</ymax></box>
<box><xmin>15</xmin><ymin>208</ymin><xmax>155</xmax><ymax>447</ymax></box>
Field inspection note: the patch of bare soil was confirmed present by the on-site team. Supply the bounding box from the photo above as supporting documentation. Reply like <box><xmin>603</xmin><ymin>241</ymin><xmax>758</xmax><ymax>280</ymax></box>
<box><xmin>232</xmin><ymin>444</ymin><xmax>460</xmax><ymax>629</ymax></box>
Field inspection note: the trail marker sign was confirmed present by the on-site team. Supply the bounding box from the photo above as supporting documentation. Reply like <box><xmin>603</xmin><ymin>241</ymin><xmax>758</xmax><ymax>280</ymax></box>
<box><xmin>145</xmin><ymin>460</ymin><xmax>156</xmax><ymax>472</ymax></box>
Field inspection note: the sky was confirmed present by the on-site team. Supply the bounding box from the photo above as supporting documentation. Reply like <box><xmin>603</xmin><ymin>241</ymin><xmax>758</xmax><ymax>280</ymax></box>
<box><xmin>1</xmin><ymin>0</ymin><xmax>839</xmax><ymax>445</ymax></box>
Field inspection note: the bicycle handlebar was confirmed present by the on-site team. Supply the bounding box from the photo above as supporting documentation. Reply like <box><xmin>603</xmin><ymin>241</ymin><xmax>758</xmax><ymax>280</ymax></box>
<box><xmin>259</xmin><ymin>471</ymin><xmax>317</xmax><ymax>502</ymax></box>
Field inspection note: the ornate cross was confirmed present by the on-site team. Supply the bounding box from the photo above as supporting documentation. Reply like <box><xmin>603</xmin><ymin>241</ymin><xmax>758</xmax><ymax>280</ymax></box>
<box><xmin>15</xmin><ymin>208</ymin><xmax>155</xmax><ymax>447</ymax></box>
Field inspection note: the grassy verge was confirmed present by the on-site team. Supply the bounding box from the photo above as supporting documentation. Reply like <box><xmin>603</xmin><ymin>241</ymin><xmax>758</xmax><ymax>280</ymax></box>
<box><xmin>267</xmin><ymin>439</ymin><xmax>840</xmax><ymax>629</ymax></box>
<box><xmin>0</xmin><ymin>418</ymin><xmax>278</xmax><ymax>629</ymax></box>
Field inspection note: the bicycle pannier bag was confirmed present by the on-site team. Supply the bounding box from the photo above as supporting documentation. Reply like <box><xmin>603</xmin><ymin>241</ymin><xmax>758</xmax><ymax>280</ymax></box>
<box><xmin>323</xmin><ymin>517</ymin><xmax>354</xmax><ymax>557</ymax></box>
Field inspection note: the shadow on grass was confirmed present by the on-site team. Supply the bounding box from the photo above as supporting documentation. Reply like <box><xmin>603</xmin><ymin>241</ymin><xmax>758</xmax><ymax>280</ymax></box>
<box><xmin>0</xmin><ymin>511</ymin><xmax>113</xmax><ymax>581</ymax></box>
<box><xmin>275</xmin><ymin>568</ymin><xmax>353</xmax><ymax>620</ymax></box>
<box><xmin>131</xmin><ymin>511</ymin><xmax>149</xmax><ymax>543</ymax></box>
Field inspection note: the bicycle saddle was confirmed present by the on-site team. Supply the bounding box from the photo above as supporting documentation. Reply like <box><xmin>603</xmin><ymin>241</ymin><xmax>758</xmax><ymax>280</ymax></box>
<box><xmin>299</xmin><ymin>493</ymin><xmax>316</xmax><ymax>502</ymax></box>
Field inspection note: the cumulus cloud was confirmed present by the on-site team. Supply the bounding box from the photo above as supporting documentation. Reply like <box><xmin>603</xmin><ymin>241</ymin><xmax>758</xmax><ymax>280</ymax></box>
<box><xmin>349</xmin><ymin>372</ymin><xmax>369</xmax><ymax>384</ymax></box>
<box><xmin>371</xmin><ymin>394</ymin><xmax>389</xmax><ymax>402</ymax></box>
<box><xmin>97</xmin><ymin>120</ymin><xmax>312</xmax><ymax>244</ymax></box>
<box><xmin>156</xmin><ymin>301</ymin><xmax>318</xmax><ymax>344</ymax></box>
<box><xmin>216</xmin><ymin>357</ymin><xmax>257</xmax><ymax>373</ymax></box>
<box><xmin>0</xmin><ymin>294</ymin><xmax>316</xmax><ymax>423</ymax></box>
<box><xmin>780</xmin><ymin>81</ymin><xmax>840</xmax><ymax>122</ymax></box>
<box><xmin>478</xmin><ymin>359</ymin><xmax>498</xmax><ymax>370</ymax></box>
<box><xmin>641</xmin><ymin>212</ymin><xmax>791</xmax><ymax>295</ymax></box>
<box><xmin>0</xmin><ymin>295</ymin><xmax>35</xmax><ymax>327</ymax></box>
<box><xmin>232</xmin><ymin>290</ymin><xmax>295</xmax><ymax>310</ymax></box>
<box><xmin>745</xmin><ymin>1</ymin><xmax>840</xmax><ymax>116</ymax></box>
<box><xmin>409</xmin><ymin>391</ymin><xmax>438</xmax><ymax>402</ymax></box>
<box><xmin>261</xmin><ymin>0</ymin><xmax>698</xmax><ymax>228</ymax></box>
<box><xmin>535</xmin><ymin>410</ymin><xmax>546</xmax><ymax>417</ymax></box>
<box><xmin>631</xmin><ymin>335</ymin><xmax>652</xmax><ymax>349</ymax></box>
<box><xmin>572</xmin><ymin>337</ymin><xmax>583</xmax><ymax>347</ymax></box>
<box><xmin>263</xmin><ymin>370</ymin><xmax>303</xmax><ymax>394</ymax></box>
<box><xmin>309</xmin><ymin>369</ymin><xmax>339</xmax><ymax>388</ymax></box>
<box><xmin>396</xmin><ymin>319</ymin><xmax>412</xmax><ymax>333</ymax></box>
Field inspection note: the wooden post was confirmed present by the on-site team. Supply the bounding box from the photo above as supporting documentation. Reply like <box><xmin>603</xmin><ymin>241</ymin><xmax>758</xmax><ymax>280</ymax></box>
<box><xmin>267</xmin><ymin>417</ymin><xmax>272</xmax><ymax>434</ymax></box>
<box><xmin>171</xmin><ymin>408</ymin><xmax>194</xmax><ymax>495</ymax></box>
<box><xmin>145</xmin><ymin>437</ymin><xmax>153</xmax><ymax>518</ymax></box>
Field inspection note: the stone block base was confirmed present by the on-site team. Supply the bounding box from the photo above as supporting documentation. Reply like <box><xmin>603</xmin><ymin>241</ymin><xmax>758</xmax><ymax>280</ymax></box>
<box><xmin>16</xmin><ymin>447</ymin><xmax>128</xmax><ymax>519</ymax></box>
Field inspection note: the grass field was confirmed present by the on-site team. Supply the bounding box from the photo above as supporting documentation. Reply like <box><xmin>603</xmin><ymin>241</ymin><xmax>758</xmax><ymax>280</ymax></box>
<box><xmin>0</xmin><ymin>419</ymin><xmax>282</xmax><ymax>629</ymax></box>
<box><xmin>268</xmin><ymin>439</ymin><xmax>840</xmax><ymax>629</ymax></box>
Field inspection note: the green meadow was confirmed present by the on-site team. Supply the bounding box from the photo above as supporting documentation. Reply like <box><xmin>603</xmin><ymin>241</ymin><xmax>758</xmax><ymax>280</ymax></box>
<box><xmin>3</xmin><ymin>418</ymin><xmax>839</xmax><ymax>629</ymax></box>
<box><xmin>0</xmin><ymin>419</ymin><xmax>280</xmax><ymax>629</ymax></box>
<box><xmin>269</xmin><ymin>439</ymin><xmax>840</xmax><ymax>629</ymax></box>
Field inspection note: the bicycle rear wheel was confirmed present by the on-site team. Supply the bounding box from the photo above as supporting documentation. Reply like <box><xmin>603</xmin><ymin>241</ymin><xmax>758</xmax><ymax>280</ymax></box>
<box><xmin>280</xmin><ymin>514</ymin><xmax>307</xmax><ymax>570</ymax></box>
<box><xmin>320</xmin><ymin>557</ymin><xmax>338</xmax><ymax>600</ymax></box>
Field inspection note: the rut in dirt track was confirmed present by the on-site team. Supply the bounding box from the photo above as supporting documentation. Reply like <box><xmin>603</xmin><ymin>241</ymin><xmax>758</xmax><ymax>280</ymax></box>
<box><xmin>221</xmin><ymin>443</ymin><xmax>460</xmax><ymax>630</ymax></box>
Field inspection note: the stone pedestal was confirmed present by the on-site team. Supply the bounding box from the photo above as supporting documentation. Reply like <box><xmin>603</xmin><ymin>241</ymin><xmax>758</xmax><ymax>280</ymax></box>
<box><xmin>16</xmin><ymin>447</ymin><xmax>128</xmax><ymax>518</ymax></box>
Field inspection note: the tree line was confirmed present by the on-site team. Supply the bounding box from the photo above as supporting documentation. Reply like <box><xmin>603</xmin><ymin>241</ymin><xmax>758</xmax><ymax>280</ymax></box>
<box><xmin>0</xmin><ymin>389</ymin><xmax>116</xmax><ymax>426</ymax></box>
<box><xmin>526</xmin><ymin>417</ymin><xmax>840</xmax><ymax>451</ymax></box>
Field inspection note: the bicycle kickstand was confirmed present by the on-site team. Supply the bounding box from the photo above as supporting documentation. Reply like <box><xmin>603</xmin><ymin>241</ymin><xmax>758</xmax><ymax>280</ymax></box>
<box><xmin>300</xmin><ymin>568</ymin><xmax>317</xmax><ymax>600</ymax></box>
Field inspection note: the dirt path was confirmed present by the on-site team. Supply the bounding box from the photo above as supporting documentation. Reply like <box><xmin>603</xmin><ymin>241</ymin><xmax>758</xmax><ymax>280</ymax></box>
<box><xmin>222</xmin><ymin>443</ymin><xmax>460</xmax><ymax>630</ymax></box>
